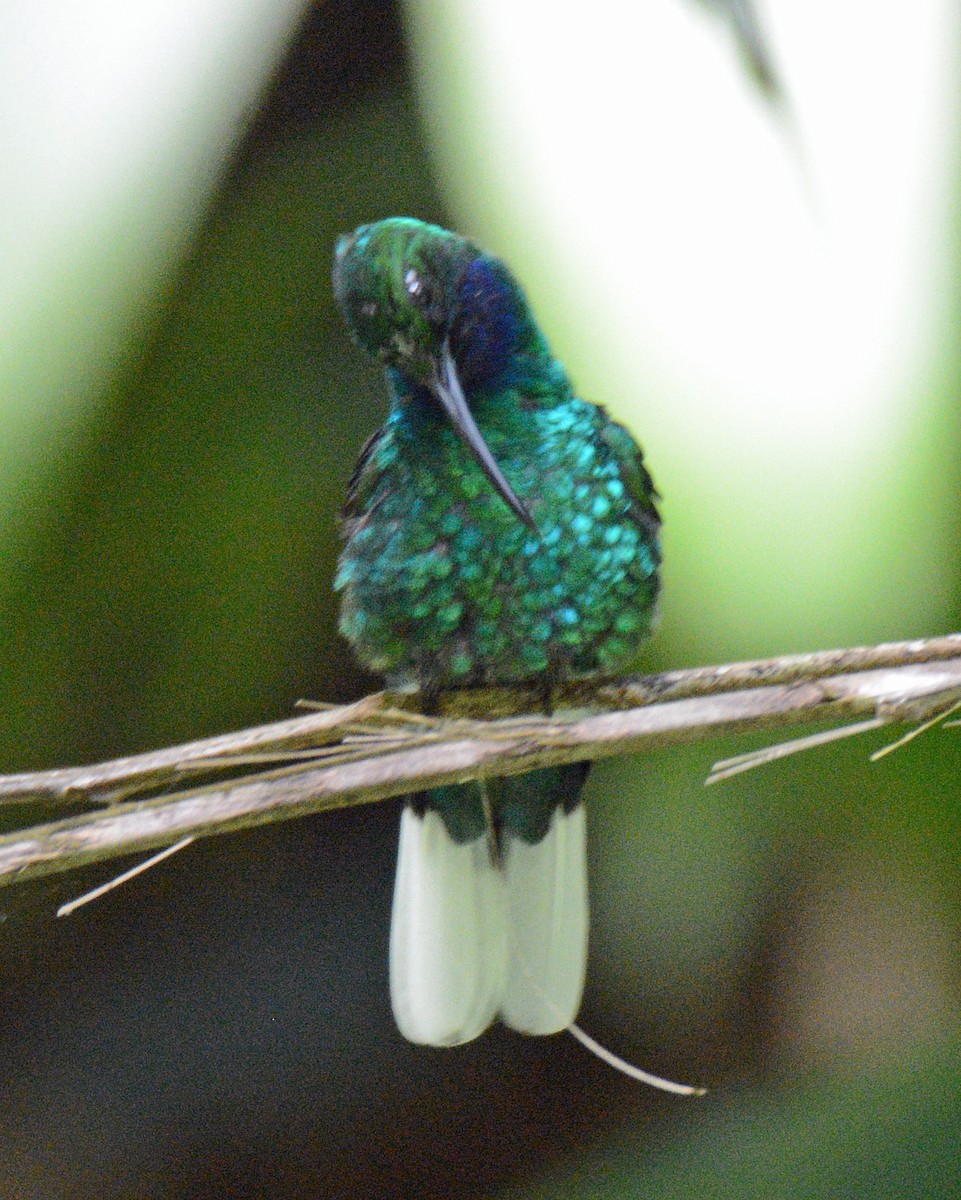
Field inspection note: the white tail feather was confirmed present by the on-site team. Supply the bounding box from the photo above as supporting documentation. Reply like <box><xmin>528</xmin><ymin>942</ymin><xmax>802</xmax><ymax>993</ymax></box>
<box><xmin>389</xmin><ymin>807</ymin><xmax>507</xmax><ymax>1046</ymax></box>
<box><xmin>388</xmin><ymin>801</ymin><xmax>703</xmax><ymax>1090</ymax></box>
<box><xmin>500</xmin><ymin>804</ymin><xmax>588</xmax><ymax>1034</ymax></box>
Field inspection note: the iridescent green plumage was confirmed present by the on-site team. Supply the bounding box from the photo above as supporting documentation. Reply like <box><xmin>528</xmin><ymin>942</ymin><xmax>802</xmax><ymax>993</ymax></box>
<box><xmin>334</xmin><ymin>219</ymin><xmax>660</xmax><ymax>690</ymax></box>
<box><xmin>332</xmin><ymin>218</ymin><xmax>661</xmax><ymax>1044</ymax></box>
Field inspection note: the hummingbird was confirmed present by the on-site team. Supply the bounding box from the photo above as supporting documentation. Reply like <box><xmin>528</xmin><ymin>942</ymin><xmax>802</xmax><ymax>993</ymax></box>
<box><xmin>333</xmin><ymin>218</ymin><xmax>661</xmax><ymax>1047</ymax></box>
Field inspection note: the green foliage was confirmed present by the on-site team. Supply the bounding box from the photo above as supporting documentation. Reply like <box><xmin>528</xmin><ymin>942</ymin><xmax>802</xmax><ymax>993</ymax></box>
<box><xmin>0</xmin><ymin>93</ymin><xmax>443</xmax><ymax>766</ymax></box>
<box><xmin>1</xmin><ymin>4</ymin><xmax>960</xmax><ymax>1197</ymax></box>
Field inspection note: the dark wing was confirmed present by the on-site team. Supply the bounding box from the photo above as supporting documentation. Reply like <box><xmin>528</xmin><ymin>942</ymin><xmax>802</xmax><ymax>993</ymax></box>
<box><xmin>599</xmin><ymin>417</ymin><xmax>661</xmax><ymax>543</ymax></box>
<box><xmin>342</xmin><ymin>426</ymin><xmax>388</xmax><ymax>523</ymax></box>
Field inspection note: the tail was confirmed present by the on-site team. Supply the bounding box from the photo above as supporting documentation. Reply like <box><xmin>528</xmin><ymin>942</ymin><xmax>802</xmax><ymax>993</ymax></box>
<box><xmin>388</xmin><ymin>765</ymin><xmax>590</xmax><ymax>1046</ymax></box>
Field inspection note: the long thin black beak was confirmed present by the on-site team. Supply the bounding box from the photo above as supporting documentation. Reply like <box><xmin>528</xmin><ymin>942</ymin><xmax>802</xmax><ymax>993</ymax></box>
<box><xmin>431</xmin><ymin>342</ymin><xmax>538</xmax><ymax>532</ymax></box>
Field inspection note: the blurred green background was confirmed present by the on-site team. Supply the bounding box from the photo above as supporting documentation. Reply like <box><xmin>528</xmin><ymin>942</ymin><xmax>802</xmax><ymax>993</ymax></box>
<box><xmin>1</xmin><ymin>1</ymin><xmax>960</xmax><ymax>1196</ymax></box>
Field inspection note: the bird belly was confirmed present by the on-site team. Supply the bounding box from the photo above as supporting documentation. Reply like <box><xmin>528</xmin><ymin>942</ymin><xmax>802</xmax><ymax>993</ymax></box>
<box><xmin>336</xmin><ymin>474</ymin><xmax>658</xmax><ymax>688</ymax></box>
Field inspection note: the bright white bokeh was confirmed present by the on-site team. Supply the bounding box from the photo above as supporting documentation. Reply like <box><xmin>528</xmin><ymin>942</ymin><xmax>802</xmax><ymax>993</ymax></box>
<box><xmin>0</xmin><ymin>0</ymin><xmax>305</xmax><ymax>542</ymax></box>
<box><xmin>405</xmin><ymin>0</ymin><xmax>959</xmax><ymax>652</ymax></box>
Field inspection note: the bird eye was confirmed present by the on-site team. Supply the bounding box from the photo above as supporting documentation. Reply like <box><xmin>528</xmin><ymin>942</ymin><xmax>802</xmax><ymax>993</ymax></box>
<box><xmin>404</xmin><ymin>268</ymin><xmax>432</xmax><ymax>309</ymax></box>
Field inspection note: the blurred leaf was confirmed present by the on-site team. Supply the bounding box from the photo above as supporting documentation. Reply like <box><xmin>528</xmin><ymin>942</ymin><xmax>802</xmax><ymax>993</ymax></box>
<box><xmin>694</xmin><ymin>0</ymin><xmax>784</xmax><ymax>101</ymax></box>
<box><xmin>0</xmin><ymin>0</ymin><xmax>308</xmax><ymax>550</ymax></box>
<box><xmin>0</xmin><ymin>89</ymin><xmax>447</xmax><ymax>768</ymax></box>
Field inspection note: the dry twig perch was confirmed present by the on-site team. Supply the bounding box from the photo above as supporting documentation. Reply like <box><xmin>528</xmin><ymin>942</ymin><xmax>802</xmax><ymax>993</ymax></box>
<box><xmin>0</xmin><ymin>633</ymin><xmax>959</xmax><ymax>889</ymax></box>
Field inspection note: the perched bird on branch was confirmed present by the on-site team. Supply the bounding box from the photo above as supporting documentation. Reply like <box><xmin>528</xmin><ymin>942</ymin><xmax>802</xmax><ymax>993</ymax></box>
<box><xmin>333</xmin><ymin>218</ymin><xmax>660</xmax><ymax>1045</ymax></box>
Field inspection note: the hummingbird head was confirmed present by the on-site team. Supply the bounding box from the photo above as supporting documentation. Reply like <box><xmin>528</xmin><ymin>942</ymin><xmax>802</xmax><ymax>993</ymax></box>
<box><xmin>333</xmin><ymin>218</ymin><xmax>537</xmax><ymax>530</ymax></box>
<box><xmin>333</xmin><ymin>218</ymin><xmax>475</xmax><ymax>382</ymax></box>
